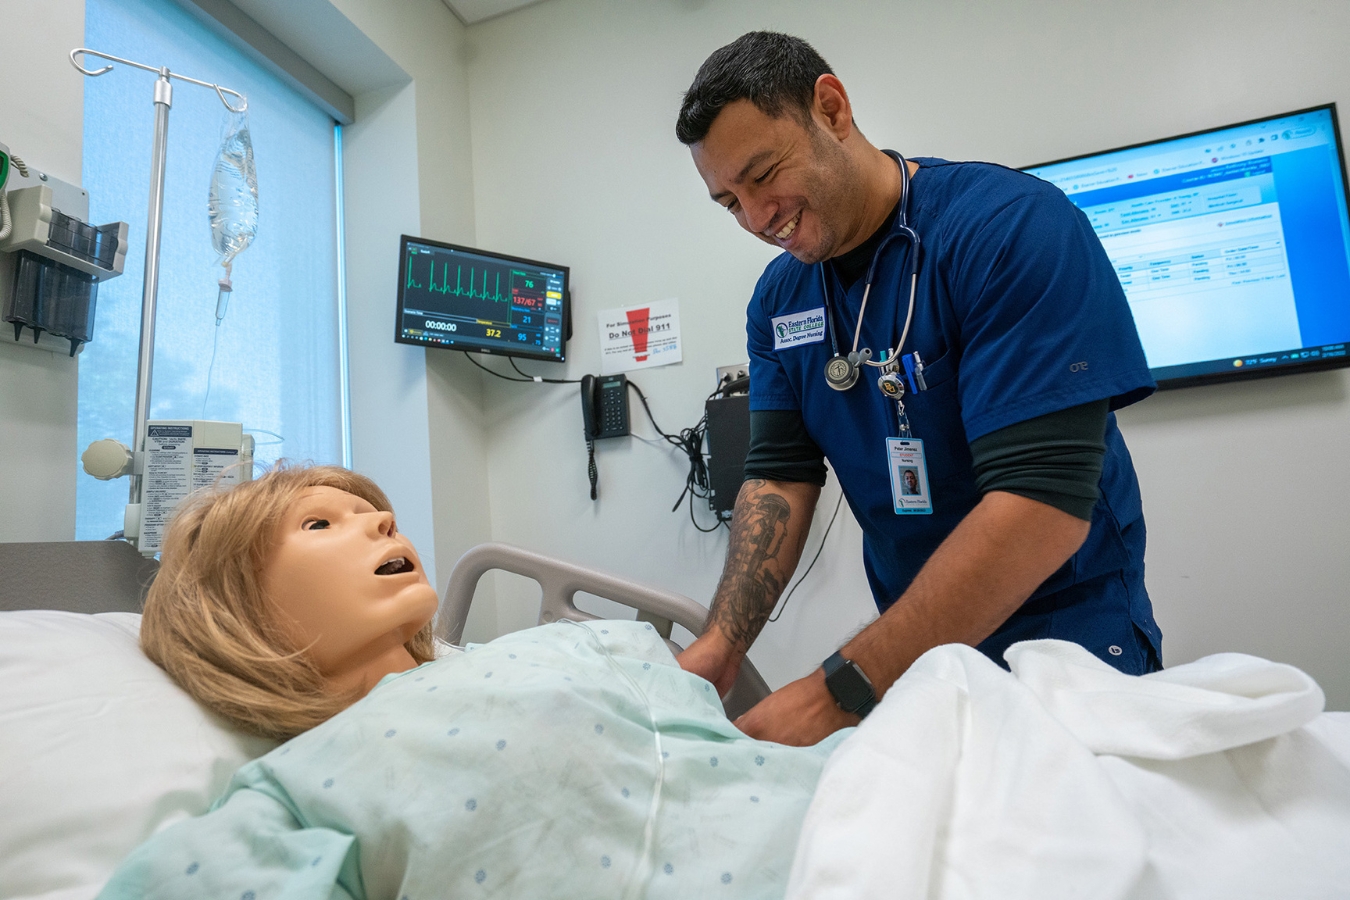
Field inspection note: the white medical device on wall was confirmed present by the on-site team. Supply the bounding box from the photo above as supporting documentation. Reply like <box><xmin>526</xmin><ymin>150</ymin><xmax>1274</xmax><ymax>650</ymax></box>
<box><xmin>69</xmin><ymin>48</ymin><xmax>254</xmax><ymax>556</ymax></box>
<box><xmin>0</xmin><ymin>140</ymin><xmax>128</xmax><ymax>355</ymax></box>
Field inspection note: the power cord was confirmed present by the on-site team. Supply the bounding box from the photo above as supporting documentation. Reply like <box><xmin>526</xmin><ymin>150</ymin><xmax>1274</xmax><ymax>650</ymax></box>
<box><xmin>626</xmin><ymin>379</ymin><xmax>738</xmax><ymax>533</ymax></box>
<box><xmin>461</xmin><ymin>352</ymin><xmax>583</xmax><ymax>384</ymax></box>
<box><xmin>464</xmin><ymin>351</ymin><xmax>738</xmax><ymax>531</ymax></box>
<box><xmin>463</xmin><ymin>352</ymin><xmax>532</xmax><ymax>381</ymax></box>
<box><xmin>768</xmin><ymin>488</ymin><xmax>845</xmax><ymax>623</ymax></box>
<box><xmin>509</xmin><ymin>356</ymin><xmax>581</xmax><ymax>384</ymax></box>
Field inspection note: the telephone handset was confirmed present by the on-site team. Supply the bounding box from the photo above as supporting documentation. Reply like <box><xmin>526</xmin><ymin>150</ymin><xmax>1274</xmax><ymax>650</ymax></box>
<box><xmin>580</xmin><ymin>373</ymin><xmax>630</xmax><ymax>440</ymax></box>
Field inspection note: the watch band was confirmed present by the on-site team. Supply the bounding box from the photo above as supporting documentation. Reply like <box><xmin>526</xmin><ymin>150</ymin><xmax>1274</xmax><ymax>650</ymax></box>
<box><xmin>822</xmin><ymin>650</ymin><xmax>878</xmax><ymax>718</ymax></box>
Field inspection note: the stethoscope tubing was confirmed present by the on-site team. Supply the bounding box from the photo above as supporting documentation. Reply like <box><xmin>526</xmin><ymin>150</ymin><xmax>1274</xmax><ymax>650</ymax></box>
<box><xmin>822</xmin><ymin>150</ymin><xmax>922</xmax><ymax>373</ymax></box>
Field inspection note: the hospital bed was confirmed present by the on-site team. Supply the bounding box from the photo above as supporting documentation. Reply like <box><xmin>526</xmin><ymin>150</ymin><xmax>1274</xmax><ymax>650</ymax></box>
<box><xmin>0</xmin><ymin>537</ymin><xmax>769</xmax><ymax>900</ymax></box>
<box><xmin>4</xmin><ymin>539</ymin><xmax>1350</xmax><ymax>900</ymax></box>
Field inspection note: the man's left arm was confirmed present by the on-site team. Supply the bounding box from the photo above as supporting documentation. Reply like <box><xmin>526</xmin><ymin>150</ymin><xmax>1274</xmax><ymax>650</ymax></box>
<box><xmin>735</xmin><ymin>400</ymin><xmax>1107</xmax><ymax>745</ymax></box>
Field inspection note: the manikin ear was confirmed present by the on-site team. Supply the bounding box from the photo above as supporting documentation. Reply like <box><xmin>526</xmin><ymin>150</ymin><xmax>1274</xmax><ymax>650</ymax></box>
<box><xmin>811</xmin><ymin>74</ymin><xmax>855</xmax><ymax>141</ymax></box>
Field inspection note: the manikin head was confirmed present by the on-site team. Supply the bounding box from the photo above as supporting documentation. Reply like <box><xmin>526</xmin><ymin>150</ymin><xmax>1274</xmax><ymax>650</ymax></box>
<box><xmin>141</xmin><ymin>464</ymin><xmax>438</xmax><ymax>741</ymax></box>
<box><xmin>677</xmin><ymin>31</ymin><xmax>899</xmax><ymax>265</ymax></box>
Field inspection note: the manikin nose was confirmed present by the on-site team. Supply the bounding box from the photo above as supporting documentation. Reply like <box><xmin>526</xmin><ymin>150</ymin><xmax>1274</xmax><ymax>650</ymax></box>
<box><xmin>367</xmin><ymin>509</ymin><xmax>396</xmax><ymax>536</ymax></box>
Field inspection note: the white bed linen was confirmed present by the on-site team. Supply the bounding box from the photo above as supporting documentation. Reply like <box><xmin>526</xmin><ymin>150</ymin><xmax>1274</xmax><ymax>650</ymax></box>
<box><xmin>785</xmin><ymin>640</ymin><xmax>1350</xmax><ymax>900</ymax></box>
<box><xmin>0</xmin><ymin>611</ymin><xmax>274</xmax><ymax>900</ymax></box>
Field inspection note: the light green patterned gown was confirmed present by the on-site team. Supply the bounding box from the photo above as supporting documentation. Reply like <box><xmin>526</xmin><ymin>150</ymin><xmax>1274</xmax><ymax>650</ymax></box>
<box><xmin>98</xmin><ymin>620</ymin><xmax>845</xmax><ymax>900</ymax></box>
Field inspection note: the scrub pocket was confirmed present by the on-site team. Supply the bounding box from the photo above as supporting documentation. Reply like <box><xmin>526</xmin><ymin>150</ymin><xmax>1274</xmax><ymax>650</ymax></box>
<box><xmin>978</xmin><ymin>568</ymin><xmax>1160</xmax><ymax>676</ymax></box>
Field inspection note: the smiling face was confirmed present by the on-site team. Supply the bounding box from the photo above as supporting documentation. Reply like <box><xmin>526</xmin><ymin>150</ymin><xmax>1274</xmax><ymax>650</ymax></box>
<box><xmin>692</xmin><ymin>79</ymin><xmax>883</xmax><ymax>264</ymax></box>
<box><xmin>261</xmin><ymin>486</ymin><xmax>439</xmax><ymax>694</ymax></box>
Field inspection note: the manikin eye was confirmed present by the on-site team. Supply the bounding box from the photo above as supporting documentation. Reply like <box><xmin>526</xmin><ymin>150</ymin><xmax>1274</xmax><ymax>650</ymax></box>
<box><xmin>304</xmin><ymin>518</ymin><xmax>330</xmax><ymax>531</ymax></box>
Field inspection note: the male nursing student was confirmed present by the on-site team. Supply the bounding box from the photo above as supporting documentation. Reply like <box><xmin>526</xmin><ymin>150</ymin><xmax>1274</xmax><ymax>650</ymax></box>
<box><xmin>674</xmin><ymin>32</ymin><xmax>1164</xmax><ymax>746</ymax></box>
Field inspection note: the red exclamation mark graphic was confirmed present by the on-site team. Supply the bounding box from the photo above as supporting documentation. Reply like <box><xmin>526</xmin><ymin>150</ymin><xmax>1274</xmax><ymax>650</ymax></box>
<box><xmin>626</xmin><ymin>307</ymin><xmax>650</xmax><ymax>362</ymax></box>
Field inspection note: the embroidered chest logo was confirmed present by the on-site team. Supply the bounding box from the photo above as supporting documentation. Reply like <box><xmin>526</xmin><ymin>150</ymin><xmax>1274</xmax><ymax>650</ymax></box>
<box><xmin>771</xmin><ymin>307</ymin><xmax>826</xmax><ymax>351</ymax></box>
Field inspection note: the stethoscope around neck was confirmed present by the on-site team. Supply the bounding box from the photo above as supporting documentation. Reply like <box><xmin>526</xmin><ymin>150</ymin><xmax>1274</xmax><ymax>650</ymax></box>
<box><xmin>821</xmin><ymin>149</ymin><xmax>924</xmax><ymax>393</ymax></box>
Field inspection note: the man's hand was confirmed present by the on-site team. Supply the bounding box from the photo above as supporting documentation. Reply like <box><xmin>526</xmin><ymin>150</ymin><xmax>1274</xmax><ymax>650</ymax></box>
<box><xmin>676</xmin><ymin>630</ymin><xmax>742</xmax><ymax>697</ymax></box>
<box><xmin>733</xmin><ymin>667</ymin><xmax>858</xmax><ymax>746</ymax></box>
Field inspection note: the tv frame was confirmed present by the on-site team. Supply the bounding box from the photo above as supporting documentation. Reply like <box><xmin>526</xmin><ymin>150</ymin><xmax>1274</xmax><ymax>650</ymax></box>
<box><xmin>1023</xmin><ymin>103</ymin><xmax>1350</xmax><ymax>391</ymax></box>
<box><xmin>394</xmin><ymin>234</ymin><xmax>570</xmax><ymax>364</ymax></box>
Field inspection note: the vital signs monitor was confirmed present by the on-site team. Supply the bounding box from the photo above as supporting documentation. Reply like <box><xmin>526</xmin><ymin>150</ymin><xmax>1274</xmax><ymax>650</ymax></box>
<box><xmin>395</xmin><ymin>235</ymin><xmax>569</xmax><ymax>363</ymax></box>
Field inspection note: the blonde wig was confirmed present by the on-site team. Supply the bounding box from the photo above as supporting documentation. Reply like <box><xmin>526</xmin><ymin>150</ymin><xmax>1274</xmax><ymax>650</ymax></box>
<box><xmin>140</xmin><ymin>463</ymin><xmax>437</xmax><ymax>741</ymax></box>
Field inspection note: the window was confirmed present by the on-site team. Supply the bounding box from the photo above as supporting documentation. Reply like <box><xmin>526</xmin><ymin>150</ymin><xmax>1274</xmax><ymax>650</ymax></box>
<box><xmin>78</xmin><ymin>0</ymin><xmax>342</xmax><ymax>539</ymax></box>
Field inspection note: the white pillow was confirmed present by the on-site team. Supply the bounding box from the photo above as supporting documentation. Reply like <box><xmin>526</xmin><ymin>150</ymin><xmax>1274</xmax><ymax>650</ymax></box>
<box><xmin>0</xmin><ymin>610</ymin><xmax>275</xmax><ymax>900</ymax></box>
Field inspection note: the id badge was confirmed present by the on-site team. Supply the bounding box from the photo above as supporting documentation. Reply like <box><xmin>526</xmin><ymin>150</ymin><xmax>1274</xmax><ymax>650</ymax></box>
<box><xmin>886</xmin><ymin>437</ymin><xmax>932</xmax><ymax>515</ymax></box>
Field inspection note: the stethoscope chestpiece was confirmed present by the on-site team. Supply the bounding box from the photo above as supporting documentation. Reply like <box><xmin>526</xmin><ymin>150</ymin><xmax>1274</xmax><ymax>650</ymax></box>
<box><xmin>824</xmin><ymin>348</ymin><xmax>871</xmax><ymax>391</ymax></box>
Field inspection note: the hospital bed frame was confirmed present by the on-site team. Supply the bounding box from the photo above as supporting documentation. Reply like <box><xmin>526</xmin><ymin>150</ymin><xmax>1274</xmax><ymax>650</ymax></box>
<box><xmin>440</xmin><ymin>542</ymin><xmax>770</xmax><ymax>718</ymax></box>
<box><xmin>0</xmin><ymin>539</ymin><xmax>772</xmax><ymax>718</ymax></box>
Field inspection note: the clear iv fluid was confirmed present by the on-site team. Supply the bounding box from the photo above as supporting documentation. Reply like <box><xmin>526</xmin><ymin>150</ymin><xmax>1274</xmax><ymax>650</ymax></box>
<box><xmin>208</xmin><ymin>112</ymin><xmax>258</xmax><ymax>269</ymax></box>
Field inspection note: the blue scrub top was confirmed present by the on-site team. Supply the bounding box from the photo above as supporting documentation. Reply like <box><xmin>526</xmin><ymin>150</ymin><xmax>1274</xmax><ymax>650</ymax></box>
<box><xmin>746</xmin><ymin>158</ymin><xmax>1163</xmax><ymax>673</ymax></box>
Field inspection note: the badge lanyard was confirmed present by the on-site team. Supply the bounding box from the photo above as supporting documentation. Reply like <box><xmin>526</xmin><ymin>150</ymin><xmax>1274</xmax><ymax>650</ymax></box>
<box><xmin>820</xmin><ymin>150</ymin><xmax>928</xmax><ymax>437</ymax></box>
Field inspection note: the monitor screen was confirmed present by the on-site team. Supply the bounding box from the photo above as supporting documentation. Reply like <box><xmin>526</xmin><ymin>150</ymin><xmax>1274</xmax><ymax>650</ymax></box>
<box><xmin>1023</xmin><ymin>104</ymin><xmax>1350</xmax><ymax>389</ymax></box>
<box><xmin>395</xmin><ymin>235</ymin><xmax>568</xmax><ymax>363</ymax></box>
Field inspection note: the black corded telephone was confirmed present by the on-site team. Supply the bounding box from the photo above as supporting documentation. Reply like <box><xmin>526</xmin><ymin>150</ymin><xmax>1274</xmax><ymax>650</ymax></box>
<box><xmin>580</xmin><ymin>373</ymin><xmax>630</xmax><ymax>440</ymax></box>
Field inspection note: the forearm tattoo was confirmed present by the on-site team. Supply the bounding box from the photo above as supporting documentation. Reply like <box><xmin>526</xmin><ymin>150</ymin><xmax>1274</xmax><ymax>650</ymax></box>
<box><xmin>708</xmin><ymin>480</ymin><xmax>793</xmax><ymax>650</ymax></box>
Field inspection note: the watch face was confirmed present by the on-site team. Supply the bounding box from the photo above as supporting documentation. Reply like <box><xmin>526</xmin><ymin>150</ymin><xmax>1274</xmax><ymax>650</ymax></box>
<box><xmin>824</xmin><ymin>654</ymin><xmax>874</xmax><ymax>712</ymax></box>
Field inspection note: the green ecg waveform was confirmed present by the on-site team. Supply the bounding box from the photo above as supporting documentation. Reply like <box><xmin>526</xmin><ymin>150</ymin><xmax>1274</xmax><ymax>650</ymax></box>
<box><xmin>407</xmin><ymin>255</ymin><xmax>511</xmax><ymax>303</ymax></box>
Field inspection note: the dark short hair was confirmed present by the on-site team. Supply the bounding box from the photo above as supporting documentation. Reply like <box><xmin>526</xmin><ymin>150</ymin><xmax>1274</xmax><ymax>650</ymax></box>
<box><xmin>676</xmin><ymin>32</ymin><xmax>833</xmax><ymax>145</ymax></box>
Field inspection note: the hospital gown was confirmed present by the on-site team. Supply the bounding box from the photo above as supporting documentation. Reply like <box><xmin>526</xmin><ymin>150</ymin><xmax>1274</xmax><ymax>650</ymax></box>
<box><xmin>98</xmin><ymin>620</ymin><xmax>844</xmax><ymax>900</ymax></box>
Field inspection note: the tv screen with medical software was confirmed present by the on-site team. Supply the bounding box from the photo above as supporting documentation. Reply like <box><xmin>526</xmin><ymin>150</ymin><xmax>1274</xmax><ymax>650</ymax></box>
<box><xmin>1023</xmin><ymin>104</ymin><xmax>1350</xmax><ymax>389</ymax></box>
<box><xmin>395</xmin><ymin>235</ymin><xmax>568</xmax><ymax>363</ymax></box>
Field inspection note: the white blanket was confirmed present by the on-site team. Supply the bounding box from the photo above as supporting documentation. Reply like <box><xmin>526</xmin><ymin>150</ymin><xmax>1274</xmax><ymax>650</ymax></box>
<box><xmin>786</xmin><ymin>640</ymin><xmax>1350</xmax><ymax>900</ymax></box>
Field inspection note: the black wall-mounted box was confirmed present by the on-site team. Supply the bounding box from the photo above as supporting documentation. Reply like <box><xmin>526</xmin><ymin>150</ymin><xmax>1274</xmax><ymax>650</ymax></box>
<box><xmin>705</xmin><ymin>393</ymin><xmax>751</xmax><ymax>515</ymax></box>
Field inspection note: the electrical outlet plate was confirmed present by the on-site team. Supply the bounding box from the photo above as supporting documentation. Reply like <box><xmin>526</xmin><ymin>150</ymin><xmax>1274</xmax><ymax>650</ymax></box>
<box><xmin>715</xmin><ymin>363</ymin><xmax>750</xmax><ymax>388</ymax></box>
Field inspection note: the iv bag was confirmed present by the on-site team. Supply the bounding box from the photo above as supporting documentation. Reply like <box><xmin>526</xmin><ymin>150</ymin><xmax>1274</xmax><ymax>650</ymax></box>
<box><xmin>208</xmin><ymin>111</ymin><xmax>258</xmax><ymax>270</ymax></box>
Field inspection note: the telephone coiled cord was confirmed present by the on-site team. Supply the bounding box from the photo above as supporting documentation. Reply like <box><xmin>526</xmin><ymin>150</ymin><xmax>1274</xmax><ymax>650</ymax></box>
<box><xmin>587</xmin><ymin>438</ymin><xmax>599</xmax><ymax>500</ymax></box>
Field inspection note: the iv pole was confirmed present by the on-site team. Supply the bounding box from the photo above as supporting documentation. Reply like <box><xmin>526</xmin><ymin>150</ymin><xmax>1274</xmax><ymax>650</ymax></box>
<box><xmin>69</xmin><ymin>49</ymin><xmax>247</xmax><ymax>528</ymax></box>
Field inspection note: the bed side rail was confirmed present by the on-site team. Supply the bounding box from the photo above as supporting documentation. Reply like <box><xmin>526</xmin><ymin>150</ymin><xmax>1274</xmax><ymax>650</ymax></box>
<box><xmin>440</xmin><ymin>542</ymin><xmax>771</xmax><ymax>719</ymax></box>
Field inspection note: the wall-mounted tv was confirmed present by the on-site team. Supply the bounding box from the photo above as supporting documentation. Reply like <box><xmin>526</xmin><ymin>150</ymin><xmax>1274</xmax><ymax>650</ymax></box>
<box><xmin>1024</xmin><ymin>104</ymin><xmax>1350</xmax><ymax>389</ymax></box>
<box><xmin>395</xmin><ymin>235</ymin><xmax>568</xmax><ymax>363</ymax></box>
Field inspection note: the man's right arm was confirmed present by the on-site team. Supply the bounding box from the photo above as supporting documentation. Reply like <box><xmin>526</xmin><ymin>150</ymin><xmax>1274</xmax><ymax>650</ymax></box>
<box><xmin>677</xmin><ymin>477</ymin><xmax>820</xmax><ymax>694</ymax></box>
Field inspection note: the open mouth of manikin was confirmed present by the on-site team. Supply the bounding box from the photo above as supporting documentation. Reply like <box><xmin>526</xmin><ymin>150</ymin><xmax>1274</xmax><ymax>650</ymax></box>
<box><xmin>374</xmin><ymin>556</ymin><xmax>414</xmax><ymax>576</ymax></box>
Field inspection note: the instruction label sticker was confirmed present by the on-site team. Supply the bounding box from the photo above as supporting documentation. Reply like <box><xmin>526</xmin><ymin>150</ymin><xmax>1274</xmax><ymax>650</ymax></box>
<box><xmin>139</xmin><ymin>422</ymin><xmax>248</xmax><ymax>554</ymax></box>
<box><xmin>886</xmin><ymin>437</ymin><xmax>932</xmax><ymax>515</ymax></box>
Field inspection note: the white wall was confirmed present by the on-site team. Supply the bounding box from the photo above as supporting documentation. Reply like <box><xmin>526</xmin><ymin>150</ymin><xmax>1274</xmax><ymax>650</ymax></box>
<box><xmin>461</xmin><ymin>0</ymin><xmax>1350</xmax><ymax>706</ymax></box>
<box><xmin>0</xmin><ymin>0</ymin><xmax>86</xmax><ymax>541</ymax></box>
<box><xmin>323</xmin><ymin>0</ymin><xmax>492</xmax><ymax>597</ymax></box>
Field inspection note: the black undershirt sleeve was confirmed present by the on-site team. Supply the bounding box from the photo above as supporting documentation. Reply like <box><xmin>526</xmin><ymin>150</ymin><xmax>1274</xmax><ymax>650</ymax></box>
<box><xmin>743</xmin><ymin>409</ymin><xmax>828</xmax><ymax>486</ymax></box>
<box><xmin>970</xmin><ymin>399</ymin><xmax>1109</xmax><ymax>521</ymax></box>
<box><xmin>742</xmin><ymin>400</ymin><xmax>1108</xmax><ymax>520</ymax></box>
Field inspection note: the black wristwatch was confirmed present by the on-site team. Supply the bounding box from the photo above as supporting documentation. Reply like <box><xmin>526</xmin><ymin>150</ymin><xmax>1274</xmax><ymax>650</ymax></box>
<box><xmin>822</xmin><ymin>651</ymin><xmax>878</xmax><ymax>718</ymax></box>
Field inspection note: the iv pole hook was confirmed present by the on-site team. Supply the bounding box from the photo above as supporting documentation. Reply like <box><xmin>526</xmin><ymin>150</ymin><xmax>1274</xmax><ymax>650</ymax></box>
<box><xmin>70</xmin><ymin>48</ymin><xmax>248</xmax><ymax>113</ymax></box>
